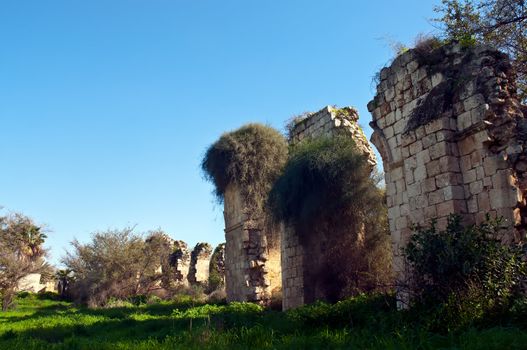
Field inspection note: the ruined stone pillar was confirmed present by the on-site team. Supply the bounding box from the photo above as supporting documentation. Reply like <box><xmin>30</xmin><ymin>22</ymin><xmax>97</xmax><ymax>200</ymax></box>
<box><xmin>368</xmin><ymin>42</ymin><xmax>525</xmax><ymax>307</ymax></box>
<box><xmin>223</xmin><ymin>184</ymin><xmax>282</xmax><ymax>304</ymax></box>
<box><xmin>208</xmin><ymin>243</ymin><xmax>226</xmax><ymax>291</ymax></box>
<box><xmin>188</xmin><ymin>243</ymin><xmax>212</xmax><ymax>286</ymax></box>
<box><xmin>281</xmin><ymin>106</ymin><xmax>377</xmax><ymax>310</ymax></box>
<box><xmin>169</xmin><ymin>240</ymin><xmax>191</xmax><ymax>286</ymax></box>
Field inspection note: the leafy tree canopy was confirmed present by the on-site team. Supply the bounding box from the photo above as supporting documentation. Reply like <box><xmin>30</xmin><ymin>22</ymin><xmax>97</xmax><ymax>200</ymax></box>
<box><xmin>434</xmin><ymin>0</ymin><xmax>527</xmax><ymax>101</ymax></box>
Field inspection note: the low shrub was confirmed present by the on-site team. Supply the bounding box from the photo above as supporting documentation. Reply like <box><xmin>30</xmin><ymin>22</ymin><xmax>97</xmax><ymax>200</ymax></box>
<box><xmin>404</xmin><ymin>214</ymin><xmax>527</xmax><ymax>332</ymax></box>
<box><xmin>207</xmin><ymin>289</ymin><xmax>227</xmax><ymax>304</ymax></box>
<box><xmin>104</xmin><ymin>298</ymin><xmax>135</xmax><ymax>308</ymax></box>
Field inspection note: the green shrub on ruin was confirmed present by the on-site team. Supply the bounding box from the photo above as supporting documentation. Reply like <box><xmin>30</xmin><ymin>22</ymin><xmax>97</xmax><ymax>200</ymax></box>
<box><xmin>269</xmin><ymin>135</ymin><xmax>383</xmax><ymax>232</ymax></box>
<box><xmin>201</xmin><ymin>123</ymin><xmax>288</xmax><ymax>216</ymax></box>
<box><xmin>269</xmin><ymin>136</ymin><xmax>392</xmax><ymax>299</ymax></box>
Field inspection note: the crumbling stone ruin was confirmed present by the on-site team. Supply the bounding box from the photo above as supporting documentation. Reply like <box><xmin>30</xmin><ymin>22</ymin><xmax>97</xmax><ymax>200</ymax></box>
<box><xmin>287</xmin><ymin>106</ymin><xmax>377</xmax><ymax>167</ymax></box>
<box><xmin>223</xmin><ymin>185</ymin><xmax>282</xmax><ymax>304</ymax></box>
<box><xmin>210</xmin><ymin>42</ymin><xmax>526</xmax><ymax>311</ymax></box>
<box><xmin>368</xmin><ymin>42</ymin><xmax>526</xmax><ymax>305</ymax></box>
<box><xmin>208</xmin><ymin>243</ymin><xmax>226</xmax><ymax>291</ymax></box>
<box><xmin>144</xmin><ymin>236</ymin><xmax>224</xmax><ymax>290</ymax></box>
<box><xmin>188</xmin><ymin>243</ymin><xmax>212</xmax><ymax>285</ymax></box>
<box><xmin>169</xmin><ymin>240</ymin><xmax>191</xmax><ymax>285</ymax></box>
<box><xmin>17</xmin><ymin>273</ymin><xmax>56</xmax><ymax>293</ymax></box>
<box><xmin>281</xmin><ymin>106</ymin><xmax>377</xmax><ymax>310</ymax></box>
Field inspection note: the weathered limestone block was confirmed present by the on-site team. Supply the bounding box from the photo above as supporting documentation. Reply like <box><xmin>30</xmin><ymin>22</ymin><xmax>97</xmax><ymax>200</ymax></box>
<box><xmin>223</xmin><ymin>184</ymin><xmax>282</xmax><ymax>304</ymax></box>
<box><xmin>281</xmin><ymin>106</ymin><xmax>377</xmax><ymax>310</ymax></box>
<box><xmin>188</xmin><ymin>243</ymin><xmax>212</xmax><ymax>285</ymax></box>
<box><xmin>281</xmin><ymin>224</ymin><xmax>304</xmax><ymax>310</ymax></box>
<box><xmin>16</xmin><ymin>273</ymin><xmax>47</xmax><ymax>293</ymax></box>
<box><xmin>369</xmin><ymin>42</ymin><xmax>526</xmax><ymax>307</ymax></box>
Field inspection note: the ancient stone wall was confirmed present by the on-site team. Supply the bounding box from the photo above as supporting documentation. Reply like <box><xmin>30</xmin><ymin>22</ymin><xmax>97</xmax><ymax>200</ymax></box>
<box><xmin>16</xmin><ymin>273</ymin><xmax>48</xmax><ymax>293</ymax></box>
<box><xmin>282</xmin><ymin>106</ymin><xmax>377</xmax><ymax>310</ymax></box>
<box><xmin>169</xmin><ymin>240</ymin><xmax>191</xmax><ymax>286</ymax></box>
<box><xmin>223</xmin><ymin>184</ymin><xmax>282</xmax><ymax>304</ymax></box>
<box><xmin>208</xmin><ymin>243</ymin><xmax>226</xmax><ymax>290</ymax></box>
<box><xmin>188</xmin><ymin>243</ymin><xmax>212</xmax><ymax>285</ymax></box>
<box><xmin>288</xmin><ymin>106</ymin><xmax>377</xmax><ymax>167</ymax></box>
<box><xmin>368</xmin><ymin>42</ymin><xmax>526</xmax><ymax>305</ymax></box>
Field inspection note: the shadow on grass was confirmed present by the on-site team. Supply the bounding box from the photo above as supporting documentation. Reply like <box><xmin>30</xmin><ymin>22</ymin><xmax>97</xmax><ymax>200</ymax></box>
<box><xmin>0</xmin><ymin>305</ymin><xmax>275</xmax><ymax>345</ymax></box>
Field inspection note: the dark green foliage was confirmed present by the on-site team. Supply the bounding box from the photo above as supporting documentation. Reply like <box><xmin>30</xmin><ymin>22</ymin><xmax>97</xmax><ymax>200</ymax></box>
<box><xmin>207</xmin><ymin>244</ymin><xmax>225</xmax><ymax>293</ymax></box>
<box><xmin>269</xmin><ymin>136</ymin><xmax>391</xmax><ymax>300</ymax></box>
<box><xmin>269</xmin><ymin>136</ymin><xmax>379</xmax><ymax>229</ymax></box>
<box><xmin>201</xmin><ymin>124</ymin><xmax>288</xmax><ymax>216</ymax></box>
<box><xmin>404</xmin><ymin>214</ymin><xmax>527</xmax><ymax>331</ymax></box>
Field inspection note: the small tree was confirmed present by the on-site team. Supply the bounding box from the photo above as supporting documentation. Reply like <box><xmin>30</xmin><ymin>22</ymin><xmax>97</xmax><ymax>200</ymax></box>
<box><xmin>56</xmin><ymin>269</ymin><xmax>73</xmax><ymax>298</ymax></box>
<box><xmin>63</xmin><ymin>228</ymin><xmax>174</xmax><ymax>306</ymax></box>
<box><xmin>0</xmin><ymin>213</ymin><xmax>50</xmax><ymax>311</ymax></box>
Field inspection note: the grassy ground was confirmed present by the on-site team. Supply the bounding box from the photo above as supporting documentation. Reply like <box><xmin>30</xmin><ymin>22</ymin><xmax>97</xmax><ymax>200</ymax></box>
<box><xmin>0</xmin><ymin>293</ymin><xmax>526</xmax><ymax>349</ymax></box>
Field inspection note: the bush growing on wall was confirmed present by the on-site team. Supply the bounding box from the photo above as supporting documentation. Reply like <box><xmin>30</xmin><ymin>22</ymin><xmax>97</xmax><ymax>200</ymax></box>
<box><xmin>201</xmin><ymin>123</ymin><xmax>288</xmax><ymax>217</ymax></box>
<box><xmin>269</xmin><ymin>136</ymin><xmax>392</xmax><ymax>300</ymax></box>
<box><xmin>269</xmin><ymin>136</ymin><xmax>380</xmax><ymax>228</ymax></box>
<box><xmin>404</xmin><ymin>214</ymin><xmax>527</xmax><ymax>331</ymax></box>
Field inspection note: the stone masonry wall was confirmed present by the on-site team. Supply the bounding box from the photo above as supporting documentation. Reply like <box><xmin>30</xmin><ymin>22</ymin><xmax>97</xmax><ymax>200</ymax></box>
<box><xmin>188</xmin><ymin>243</ymin><xmax>212</xmax><ymax>285</ymax></box>
<box><xmin>170</xmin><ymin>240</ymin><xmax>191</xmax><ymax>286</ymax></box>
<box><xmin>282</xmin><ymin>106</ymin><xmax>377</xmax><ymax>310</ymax></box>
<box><xmin>223</xmin><ymin>184</ymin><xmax>282</xmax><ymax>304</ymax></box>
<box><xmin>368</xmin><ymin>42</ymin><xmax>526</xmax><ymax>306</ymax></box>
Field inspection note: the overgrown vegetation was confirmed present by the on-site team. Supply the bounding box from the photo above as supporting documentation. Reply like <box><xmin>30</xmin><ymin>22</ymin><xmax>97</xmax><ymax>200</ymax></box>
<box><xmin>0</xmin><ymin>213</ymin><xmax>51</xmax><ymax>311</ymax></box>
<box><xmin>201</xmin><ymin>123</ymin><xmax>288</xmax><ymax>217</ymax></box>
<box><xmin>434</xmin><ymin>0</ymin><xmax>527</xmax><ymax>101</ymax></box>
<box><xmin>207</xmin><ymin>243</ymin><xmax>225</xmax><ymax>293</ymax></box>
<box><xmin>62</xmin><ymin>228</ymin><xmax>175</xmax><ymax>307</ymax></box>
<box><xmin>0</xmin><ymin>292</ymin><xmax>525</xmax><ymax>349</ymax></box>
<box><xmin>404</xmin><ymin>214</ymin><xmax>527</xmax><ymax>332</ymax></box>
<box><xmin>269</xmin><ymin>136</ymin><xmax>392</xmax><ymax>300</ymax></box>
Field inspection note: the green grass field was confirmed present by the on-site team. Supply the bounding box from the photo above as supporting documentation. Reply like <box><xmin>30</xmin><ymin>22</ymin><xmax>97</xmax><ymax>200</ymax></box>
<box><xmin>0</xmin><ymin>293</ymin><xmax>526</xmax><ymax>349</ymax></box>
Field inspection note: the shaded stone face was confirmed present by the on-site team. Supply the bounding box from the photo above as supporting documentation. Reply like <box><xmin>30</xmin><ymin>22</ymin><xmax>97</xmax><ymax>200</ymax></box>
<box><xmin>188</xmin><ymin>243</ymin><xmax>212</xmax><ymax>285</ymax></box>
<box><xmin>368</xmin><ymin>42</ymin><xmax>526</xmax><ymax>307</ymax></box>
<box><xmin>223</xmin><ymin>185</ymin><xmax>282</xmax><ymax>304</ymax></box>
<box><xmin>281</xmin><ymin>106</ymin><xmax>376</xmax><ymax>310</ymax></box>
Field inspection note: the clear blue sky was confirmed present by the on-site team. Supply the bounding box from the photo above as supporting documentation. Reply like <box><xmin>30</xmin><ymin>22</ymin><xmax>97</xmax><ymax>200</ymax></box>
<box><xmin>0</xmin><ymin>0</ymin><xmax>440</xmax><ymax>265</ymax></box>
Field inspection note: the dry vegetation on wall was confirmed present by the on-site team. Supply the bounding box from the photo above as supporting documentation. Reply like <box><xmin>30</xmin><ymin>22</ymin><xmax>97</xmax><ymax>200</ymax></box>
<box><xmin>269</xmin><ymin>136</ymin><xmax>392</xmax><ymax>300</ymax></box>
<box><xmin>201</xmin><ymin>124</ymin><xmax>288</xmax><ymax>217</ymax></box>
